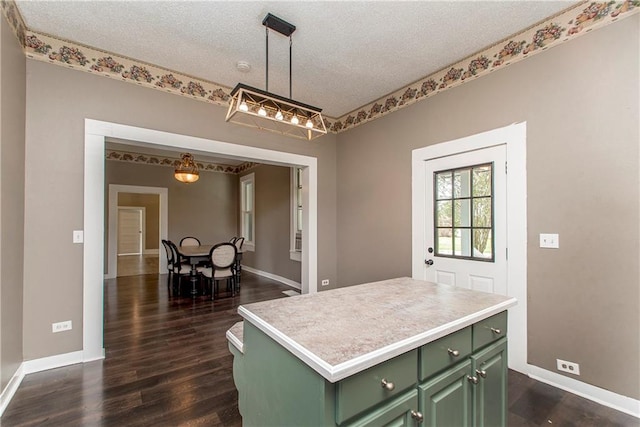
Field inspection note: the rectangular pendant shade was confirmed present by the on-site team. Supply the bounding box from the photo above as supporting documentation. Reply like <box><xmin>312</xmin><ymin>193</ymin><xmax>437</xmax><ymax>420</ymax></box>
<box><xmin>225</xmin><ymin>84</ymin><xmax>327</xmax><ymax>141</ymax></box>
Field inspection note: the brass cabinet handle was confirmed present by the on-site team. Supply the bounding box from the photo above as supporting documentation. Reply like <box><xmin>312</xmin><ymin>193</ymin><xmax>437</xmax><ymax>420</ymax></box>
<box><xmin>476</xmin><ymin>369</ymin><xmax>487</xmax><ymax>378</ymax></box>
<box><xmin>447</xmin><ymin>348</ymin><xmax>460</xmax><ymax>357</ymax></box>
<box><xmin>411</xmin><ymin>410</ymin><xmax>424</xmax><ymax>423</ymax></box>
<box><xmin>381</xmin><ymin>378</ymin><xmax>395</xmax><ymax>391</ymax></box>
<box><xmin>467</xmin><ymin>375</ymin><xmax>478</xmax><ymax>384</ymax></box>
<box><xmin>490</xmin><ymin>327</ymin><xmax>501</xmax><ymax>335</ymax></box>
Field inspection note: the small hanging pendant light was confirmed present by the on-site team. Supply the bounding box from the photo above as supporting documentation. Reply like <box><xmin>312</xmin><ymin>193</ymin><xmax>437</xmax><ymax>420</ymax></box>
<box><xmin>174</xmin><ymin>153</ymin><xmax>199</xmax><ymax>183</ymax></box>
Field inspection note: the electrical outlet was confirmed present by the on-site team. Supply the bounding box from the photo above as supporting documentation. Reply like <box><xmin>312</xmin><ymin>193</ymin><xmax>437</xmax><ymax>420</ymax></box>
<box><xmin>556</xmin><ymin>359</ymin><xmax>580</xmax><ymax>375</ymax></box>
<box><xmin>321</xmin><ymin>279</ymin><xmax>329</xmax><ymax>286</ymax></box>
<box><xmin>539</xmin><ymin>233</ymin><xmax>559</xmax><ymax>248</ymax></box>
<box><xmin>52</xmin><ymin>320</ymin><xmax>73</xmax><ymax>333</ymax></box>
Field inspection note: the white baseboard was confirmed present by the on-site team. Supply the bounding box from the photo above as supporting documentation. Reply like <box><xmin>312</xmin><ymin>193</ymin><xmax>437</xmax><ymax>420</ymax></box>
<box><xmin>0</xmin><ymin>349</ymin><xmax>105</xmax><ymax>416</ymax></box>
<box><xmin>22</xmin><ymin>350</ymin><xmax>85</xmax><ymax>374</ymax></box>
<box><xmin>242</xmin><ymin>266</ymin><xmax>301</xmax><ymax>290</ymax></box>
<box><xmin>0</xmin><ymin>363</ymin><xmax>25</xmax><ymax>416</ymax></box>
<box><xmin>527</xmin><ymin>364</ymin><xmax>640</xmax><ymax>418</ymax></box>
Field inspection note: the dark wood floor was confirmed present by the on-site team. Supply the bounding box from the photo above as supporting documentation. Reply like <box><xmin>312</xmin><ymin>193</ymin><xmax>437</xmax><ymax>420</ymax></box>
<box><xmin>2</xmin><ymin>272</ymin><xmax>638</xmax><ymax>426</ymax></box>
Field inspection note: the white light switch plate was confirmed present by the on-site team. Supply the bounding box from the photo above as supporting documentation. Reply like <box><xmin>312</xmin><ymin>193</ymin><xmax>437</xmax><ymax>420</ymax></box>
<box><xmin>539</xmin><ymin>233</ymin><xmax>559</xmax><ymax>248</ymax></box>
<box><xmin>73</xmin><ymin>230</ymin><xmax>84</xmax><ymax>243</ymax></box>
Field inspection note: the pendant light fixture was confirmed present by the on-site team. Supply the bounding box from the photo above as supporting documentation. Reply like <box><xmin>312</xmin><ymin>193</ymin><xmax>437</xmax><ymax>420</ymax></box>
<box><xmin>226</xmin><ymin>13</ymin><xmax>327</xmax><ymax>141</ymax></box>
<box><xmin>174</xmin><ymin>153</ymin><xmax>199</xmax><ymax>183</ymax></box>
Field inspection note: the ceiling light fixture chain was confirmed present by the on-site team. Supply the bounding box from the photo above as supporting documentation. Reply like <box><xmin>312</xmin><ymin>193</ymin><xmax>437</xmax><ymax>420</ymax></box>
<box><xmin>225</xmin><ymin>13</ymin><xmax>326</xmax><ymax>141</ymax></box>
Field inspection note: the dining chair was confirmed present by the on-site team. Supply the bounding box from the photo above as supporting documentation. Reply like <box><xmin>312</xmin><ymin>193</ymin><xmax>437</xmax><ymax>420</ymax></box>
<box><xmin>167</xmin><ymin>240</ymin><xmax>191</xmax><ymax>293</ymax></box>
<box><xmin>180</xmin><ymin>236</ymin><xmax>201</xmax><ymax>246</ymax></box>
<box><xmin>197</xmin><ymin>242</ymin><xmax>237</xmax><ymax>299</ymax></box>
<box><xmin>161</xmin><ymin>239</ymin><xmax>176</xmax><ymax>292</ymax></box>
<box><xmin>233</xmin><ymin>237</ymin><xmax>245</xmax><ymax>285</ymax></box>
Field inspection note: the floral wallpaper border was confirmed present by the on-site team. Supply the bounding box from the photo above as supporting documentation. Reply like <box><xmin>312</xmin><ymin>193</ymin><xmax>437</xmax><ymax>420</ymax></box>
<box><xmin>328</xmin><ymin>1</ymin><xmax>640</xmax><ymax>133</ymax></box>
<box><xmin>2</xmin><ymin>1</ymin><xmax>638</xmax><ymax>136</ymax></box>
<box><xmin>106</xmin><ymin>150</ymin><xmax>258</xmax><ymax>175</ymax></box>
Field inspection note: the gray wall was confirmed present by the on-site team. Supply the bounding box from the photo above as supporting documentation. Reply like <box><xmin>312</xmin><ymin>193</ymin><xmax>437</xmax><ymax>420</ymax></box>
<box><xmin>117</xmin><ymin>192</ymin><xmax>160</xmax><ymax>251</ymax></box>
<box><xmin>0</xmin><ymin>16</ymin><xmax>25</xmax><ymax>391</ymax></box>
<box><xmin>240</xmin><ymin>165</ymin><xmax>302</xmax><ymax>284</ymax></box>
<box><xmin>335</xmin><ymin>16</ymin><xmax>639</xmax><ymax>399</ymax></box>
<box><xmin>23</xmin><ymin>60</ymin><xmax>337</xmax><ymax>360</ymax></box>
<box><xmin>107</xmin><ymin>161</ymin><xmax>238</xmax><ymax>247</ymax></box>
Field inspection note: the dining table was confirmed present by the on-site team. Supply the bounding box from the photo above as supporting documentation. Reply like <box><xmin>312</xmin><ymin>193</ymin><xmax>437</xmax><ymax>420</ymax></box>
<box><xmin>178</xmin><ymin>244</ymin><xmax>213</xmax><ymax>297</ymax></box>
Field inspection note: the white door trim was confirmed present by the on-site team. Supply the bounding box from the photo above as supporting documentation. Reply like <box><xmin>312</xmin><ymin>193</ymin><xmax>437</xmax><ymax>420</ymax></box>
<box><xmin>84</xmin><ymin>119</ymin><xmax>318</xmax><ymax>361</ymax></box>
<box><xmin>107</xmin><ymin>186</ymin><xmax>168</xmax><ymax>278</ymax></box>
<box><xmin>412</xmin><ymin>122</ymin><xmax>527</xmax><ymax>373</ymax></box>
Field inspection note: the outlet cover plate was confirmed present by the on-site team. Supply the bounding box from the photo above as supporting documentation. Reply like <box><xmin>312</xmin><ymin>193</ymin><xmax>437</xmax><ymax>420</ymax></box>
<box><xmin>556</xmin><ymin>358</ymin><xmax>580</xmax><ymax>375</ymax></box>
<box><xmin>540</xmin><ymin>233</ymin><xmax>559</xmax><ymax>248</ymax></box>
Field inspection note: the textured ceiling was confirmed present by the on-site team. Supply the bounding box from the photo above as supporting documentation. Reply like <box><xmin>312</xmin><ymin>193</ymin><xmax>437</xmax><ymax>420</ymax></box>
<box><xmin>16</xmin><ymin>1</ymin><xmax>577</xmax><ymax>118</ymax></box>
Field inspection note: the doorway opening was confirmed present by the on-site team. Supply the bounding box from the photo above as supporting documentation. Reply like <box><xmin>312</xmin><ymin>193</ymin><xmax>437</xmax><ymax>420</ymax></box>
<box><xmin>83</xmin><ymin>119</ymin><xmax>318</xmax><ymax>361</ymax></box>
<box><xmin>106</xmin><ymin>185</ymin><xmax>168</xmax><ymax>279</ymax></box>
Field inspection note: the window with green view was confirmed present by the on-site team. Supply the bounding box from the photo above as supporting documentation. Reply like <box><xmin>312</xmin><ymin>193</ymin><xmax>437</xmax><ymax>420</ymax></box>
<box><xmin>434</xmin><ymin>163</ymin><xmax>494</xmax><ymax>261</ymax></box>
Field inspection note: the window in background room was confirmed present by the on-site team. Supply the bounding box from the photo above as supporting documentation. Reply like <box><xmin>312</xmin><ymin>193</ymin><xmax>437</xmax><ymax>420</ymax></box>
<box><xmin>290</xmin><ymin>167</ymin><xmax>302</xmax><ymax>261</ymax></box>
<box><xmin>434</xmin><ymin>163</ymin><xmax>494</xmax><ymax>261</ymax></box>
<box><xmin>240</xmin><ymin>173</ymin><xmax>255</xmax><ymax>251</ymax></box>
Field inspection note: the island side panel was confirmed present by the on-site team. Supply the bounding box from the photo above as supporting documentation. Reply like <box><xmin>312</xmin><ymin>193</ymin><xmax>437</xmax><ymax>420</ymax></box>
<box><xmin>241</xmin><ymin>321</ymin><xmax>336</xmax><ymax>426</ymax></box>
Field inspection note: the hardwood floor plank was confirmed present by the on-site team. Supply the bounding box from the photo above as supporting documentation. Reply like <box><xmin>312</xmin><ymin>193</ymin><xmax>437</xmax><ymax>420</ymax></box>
<box><xmin>2</xmin><ymin>272</ymin><xmax>638</xmax><ymax>426</ymax></box>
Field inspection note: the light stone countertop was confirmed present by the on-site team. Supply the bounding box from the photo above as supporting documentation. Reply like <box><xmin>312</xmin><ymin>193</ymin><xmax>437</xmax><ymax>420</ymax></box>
<box><xmin>236</xmin><ymin>277</ymin><xmax>517</xmax><ymax>382</ymax></box>
<box><xmin>226</xmin><ymin>321</ymin><xmax>244</xmax><ymax>353</ymax></box>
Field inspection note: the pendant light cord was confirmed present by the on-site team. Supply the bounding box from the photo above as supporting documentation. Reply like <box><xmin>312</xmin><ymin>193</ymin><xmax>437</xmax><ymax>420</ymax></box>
<box><xmin>289</xmin><ymin>35</ymin><xmax>293</xmax><ymax>99</ymax></box>
<box><xmin>265</xmin><ymin>27</ymin><xmax>269</xmax><ymax>92</ymax></box>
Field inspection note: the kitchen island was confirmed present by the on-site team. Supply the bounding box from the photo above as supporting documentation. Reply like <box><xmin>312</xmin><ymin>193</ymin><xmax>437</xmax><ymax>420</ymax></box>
<box><xmin>227</xmin><ymin>277</ymin><xmax>517</xmax><ymax>426</ymax></box>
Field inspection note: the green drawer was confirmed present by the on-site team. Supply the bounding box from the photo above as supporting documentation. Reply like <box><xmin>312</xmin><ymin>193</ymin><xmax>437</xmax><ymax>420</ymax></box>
<box><xmin>419</xmin><ymin>326</ymin><xmax>472</xmax><ymax>381</ymax></box>
<box><xmin>336</xmin><ymin>349</ymin><xmax>418</xmax><ymax>425</ymax></box>
<box><xmin>472</xmin><ymin>311</ymin><xmax>507</xmax><ymax>351</ymax></box>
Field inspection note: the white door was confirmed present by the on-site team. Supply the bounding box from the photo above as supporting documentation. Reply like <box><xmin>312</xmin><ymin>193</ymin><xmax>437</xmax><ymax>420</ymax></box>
<box><xmin>118</xmin><ymin>208</ymin><xmax>143</xmax><ymax>255</ymax></box>
<box><xmin>412</xmin><ymin>123</ymin><xmax>528</xmax><ymax>373</ymax></box>
<box><xmin>419</xmin><ymin>145</ymin><xmax>507</xmax><ymax>295</ymax></box>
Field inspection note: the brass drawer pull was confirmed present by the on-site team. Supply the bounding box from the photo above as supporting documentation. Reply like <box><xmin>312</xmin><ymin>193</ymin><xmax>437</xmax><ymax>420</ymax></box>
<box><xmin>447</xmin><ymin>348</ymin><xmax>460</xmax><ymax>357</ymax></box>
<box><xmin>411</xmin><ymin>410</ymin><xmax>424</xmax><ymax>423</ymax></box>
<box><xmin>490</xmin><ymin>327</ymin><xmax>502</xmax><ymax>335</ymax></box>
<box><xmin>381</xmin><ymin>378</ymin><xmax>395</xmax><ymax>391</ymax></box>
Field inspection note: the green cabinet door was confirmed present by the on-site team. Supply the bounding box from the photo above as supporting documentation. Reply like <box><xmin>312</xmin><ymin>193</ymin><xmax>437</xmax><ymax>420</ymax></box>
<box><xmin>344</xmin><ymin>389</ymin><xmax>420</xmax><ymax>427</ymax></box>
<box><xmin>418</xmin><ymin>359</ymin><xmax>473</xmax><ymax>427</ymax></box>
<box><xmin>471</xmin><ymin>337</ymin><xmax>508</xmax><ymax>427</ymax></box>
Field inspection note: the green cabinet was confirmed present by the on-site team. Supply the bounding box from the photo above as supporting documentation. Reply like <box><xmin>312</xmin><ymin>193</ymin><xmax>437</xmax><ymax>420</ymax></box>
<box><xmin>419</xmin><ymin>360</ymin><xmax>473</xmax><ymax>427</ymax></box>
<box><xmin>417</xmin><ymin>338</ymin><xmax>507</xmax><ymax>427</ymax></box>
<box><xmin>343</xmin><ymin>389</ymin><xmax>419</xmax><ymax>427</ymax></box>
<box><xmin>472</xmin><ymin>338</ymin><xmax>508</xmax><ymax>427</ymax></box>
<box><xmin>232</xmin><ymin>311</ymin><xmax>508</xmax><ymax>427</ymax></box>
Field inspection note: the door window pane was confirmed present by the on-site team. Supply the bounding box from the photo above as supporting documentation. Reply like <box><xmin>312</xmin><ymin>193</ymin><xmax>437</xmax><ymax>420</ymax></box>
<box><xmin>436</xmin><ymin>172</ymin><xmax>452</xmax><ymax>199</ymax></box>
<box><xmin>473</xmin><ymin>166</ymin><xmax>492</xmax><ymax>197</ymax></box>
<box><xmin>436</xmin><ymin>200</ymin><xmax>452</xmax><ymax>227</ymax></box>
<box><xmin>454</xmin><ymin>229</ymin><xmax>471</xmax><ymax>257</ymax></box>
<box><xmin>436</xmin><ymin>228</ymin><xmax>453</xmax><ymax>256</ymax></box>
<box><xmin>454</xmin><ymin>199</ymin><xmax>471</xmax><ymax>227</ymax></box>
<box><xmin>454</xmin><ymin>169</ymin><xmax>471</xmax><ymax>198</ymax></box>
<box><xmin>473</xmin><ymin>197</ymin><xmax>491</xmax><ymax>227</ymax></box>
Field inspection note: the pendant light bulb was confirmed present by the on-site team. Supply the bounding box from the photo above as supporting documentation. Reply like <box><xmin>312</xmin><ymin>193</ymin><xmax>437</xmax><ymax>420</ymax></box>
<box><xmin>291</xmin><ymin>115</ymin><xmax>299</xmax><ymax>125</ymax></box>
<box><xmin>305</xmin><ymin>119</ymin><xmax>314</xmax><ymax>129</ymax></box>
<box><xmin>258</xmin><ymin>106</ymin><xmax>267</xmax><ymax>116</ymax></box>
<box><xmin>275</xmin><ymin>110</ymin><xmax>284</xmax><ymax>121</ymax></box>
<box><xmin>239</xmin><ymin>101</ymin><xmax>249</xmax><ymax>112</ymax></box>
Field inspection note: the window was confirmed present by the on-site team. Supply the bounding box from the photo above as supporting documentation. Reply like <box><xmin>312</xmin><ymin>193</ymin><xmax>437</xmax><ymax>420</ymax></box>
<box><xmin>434</xmin><ymin>163</ymin><xmax>493</xmax><ymax>261</ymax></box>
<box><xmin>240</xmin><ymin>173</ymin><xmax>255</xmax><ymax>251</ymax></box>
<box><xmin>290</xmin><ymin>167</ymin><xmax>303</xmax><ymax>261</ymax></box>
